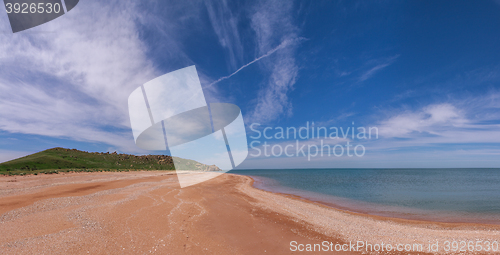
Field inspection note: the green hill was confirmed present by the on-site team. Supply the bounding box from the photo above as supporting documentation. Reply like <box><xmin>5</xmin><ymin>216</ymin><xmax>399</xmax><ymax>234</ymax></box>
<box><xmin>0</xmin><ymin>147</ymin><xmax>217</xmax><ymax>175</ymax></box>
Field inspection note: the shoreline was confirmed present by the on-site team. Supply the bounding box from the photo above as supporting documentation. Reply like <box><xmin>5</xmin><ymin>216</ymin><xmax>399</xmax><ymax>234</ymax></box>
<box><xmin>244</xmin><ymin>175</ymin><xmax>500</xmax><ymax>229</ymax></box>
<box><xmin>1</xmin><ymin>172</ymin><xmax>499</xmax><ymax>254</ymax></box>
<box><xmin>246</xmin><ymin>174</ymin><xmax>500</xmax><ymax>226</ymax></box>
<box><xmin>235</xmin><ymin>173</ymin><xmax>500</xmax><ymax>254</ymax></box>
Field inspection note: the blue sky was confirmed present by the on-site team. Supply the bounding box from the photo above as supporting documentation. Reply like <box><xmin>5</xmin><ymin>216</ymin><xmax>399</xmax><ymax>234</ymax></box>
<box><xmin>1</xmin><ymin>0</ymin><xmax>500</xmax><ymax>168</ymax></box>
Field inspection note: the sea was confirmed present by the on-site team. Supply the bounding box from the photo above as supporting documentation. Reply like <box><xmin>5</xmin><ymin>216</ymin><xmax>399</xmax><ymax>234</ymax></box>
<box><xmin>230</xmin><ymin>168</ymin><xmax>500</xmax><ymax>224</ymax></box>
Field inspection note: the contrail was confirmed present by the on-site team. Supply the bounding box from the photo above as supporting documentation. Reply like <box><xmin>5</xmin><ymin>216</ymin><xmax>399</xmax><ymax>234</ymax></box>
<box><xmin>206</xmin><ymin>37</ymin><xmax>305</xmax><ymax>88</ymax></box>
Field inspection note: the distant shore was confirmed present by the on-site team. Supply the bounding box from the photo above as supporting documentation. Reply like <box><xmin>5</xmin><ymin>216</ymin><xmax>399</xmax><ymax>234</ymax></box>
<box><xmin>1</xmin><ymin>172</ymin><xmax>499</xmax><ymax>254</ymax></box>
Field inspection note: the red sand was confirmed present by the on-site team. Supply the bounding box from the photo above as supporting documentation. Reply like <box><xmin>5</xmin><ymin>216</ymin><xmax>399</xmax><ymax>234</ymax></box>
<box><xmin>1</xmin><ymin>172</ymin><xmax>498</xmax><ymax>254</ymax></box>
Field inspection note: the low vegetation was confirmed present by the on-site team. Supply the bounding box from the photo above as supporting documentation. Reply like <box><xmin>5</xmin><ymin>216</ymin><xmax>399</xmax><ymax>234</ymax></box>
<box><xmin>0</xmin><ymin>147</ymin><xmax>178</xmax><ymax>175</ymax></box>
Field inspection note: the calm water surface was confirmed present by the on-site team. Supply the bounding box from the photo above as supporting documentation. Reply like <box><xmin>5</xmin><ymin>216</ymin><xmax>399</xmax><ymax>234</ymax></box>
<box><xmin>231</xmin><ymin>168</ymin><xmax>500</xmax><ymax>224</ymax></box>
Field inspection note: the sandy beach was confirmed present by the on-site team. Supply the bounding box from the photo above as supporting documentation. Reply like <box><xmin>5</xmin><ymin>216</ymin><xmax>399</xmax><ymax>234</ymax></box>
<box><xmin>0</xmin><ymin>172</ymin><xmax>499</xmax><ymax>254</ymax></box>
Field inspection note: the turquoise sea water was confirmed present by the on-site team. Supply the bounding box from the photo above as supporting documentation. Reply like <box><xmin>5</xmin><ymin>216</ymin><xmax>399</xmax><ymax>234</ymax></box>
<box><xmin>230</xmin><ymin>168</ymin><xmax>500</xmax><ymax>224</ymax></box>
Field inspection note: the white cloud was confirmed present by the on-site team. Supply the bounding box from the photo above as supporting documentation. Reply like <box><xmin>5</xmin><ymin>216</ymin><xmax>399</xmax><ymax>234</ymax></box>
<box><xmin>204</xmin><ymin>0</ymin><xmax>244</xmax><ymax>70</ymax></box>
<box><xmin>375</xmin><ymin>93</ymin><xmax>500</xmax><ymax>147</ymax></box>
<box><xmin>248</xmin><ymin>0</ymin><xmax>301</xmax><ymax>124</ymax></box>
<box><xmin>0</xmin><ymin>0</ymin><xmax>157</xmax><ymax>153</ymax></box>
<box><xmin>235</xmin><ymin>92</ymin><xmax>500</xmax><ymax>169</ymax></box>
<box><xmin>378</xmin><ymin>103</ymin><xmax>467</xmax><ymax>138</ymax></box>
<box><xmin>0</xmin><ymin>0</ymin><xmax>304</xmax><ymax>161</ymax></box>
<box><xmin>359</xmin><ymin>55</ymin><xmax>399</xmax><ymax>82</ymax></box>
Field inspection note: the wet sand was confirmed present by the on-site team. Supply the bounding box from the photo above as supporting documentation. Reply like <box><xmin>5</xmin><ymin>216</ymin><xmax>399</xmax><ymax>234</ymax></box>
<box><xmin>0</xmin><ymin>172</ymin><xmax>498</xmax><ymax>254</ymax></box>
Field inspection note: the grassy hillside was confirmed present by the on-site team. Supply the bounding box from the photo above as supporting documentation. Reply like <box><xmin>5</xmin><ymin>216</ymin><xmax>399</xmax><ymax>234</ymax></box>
<box><xmin>0</xmin><ymin>147</ymin><xmax>211</xmax><ymax>175</ymax></box>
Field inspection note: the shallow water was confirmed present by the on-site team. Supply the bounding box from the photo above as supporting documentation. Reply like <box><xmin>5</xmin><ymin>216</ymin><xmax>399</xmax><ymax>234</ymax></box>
<box><xmin>231</xmin><ymin>168</ymin><xmax>500</xmax><ymax>224</ymax></box>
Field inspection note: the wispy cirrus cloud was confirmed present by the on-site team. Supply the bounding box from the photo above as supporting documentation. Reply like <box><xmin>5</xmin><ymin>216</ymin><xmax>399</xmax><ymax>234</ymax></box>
<box><xmin>248</xmin><ymin>0</ymin><xmax>302</xmax><ymax>124</ymax></box>
<box><xmin>241</xmin><ymin>93</ymin><xmax>500</xmax><ymax>169</ymax></box>
<box><xmin>359</xmin><ymin>55</ymin><xmax>399</xmax><ymax>82</ymax></box>
<box><xmin>204</xmin><ymin>0</ymin><xmax>244</xmax><ymax>71</ymax></box>
<box><xmin>203</xmin><ymin>0</ymin><xmax>303</xmax><ymax>124</ymax></box>
<box><xmin>376</xmin><ymin>92</ymin><xmax>500</xmax><ymax>146</ymax></box>
<box><xmin>0</xmin><ymin>0</ymin><xmax>158</xmax><ymax>153</ymax></box>
<box><xmin>0</xmin><ymin>0</ymin><xmax>304</xmax><ymax>160</ymax></box>
<box><xmin>378</xmin><ymin>103</ymin><xmax>468</xmax><ymax>138</ymax></box>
